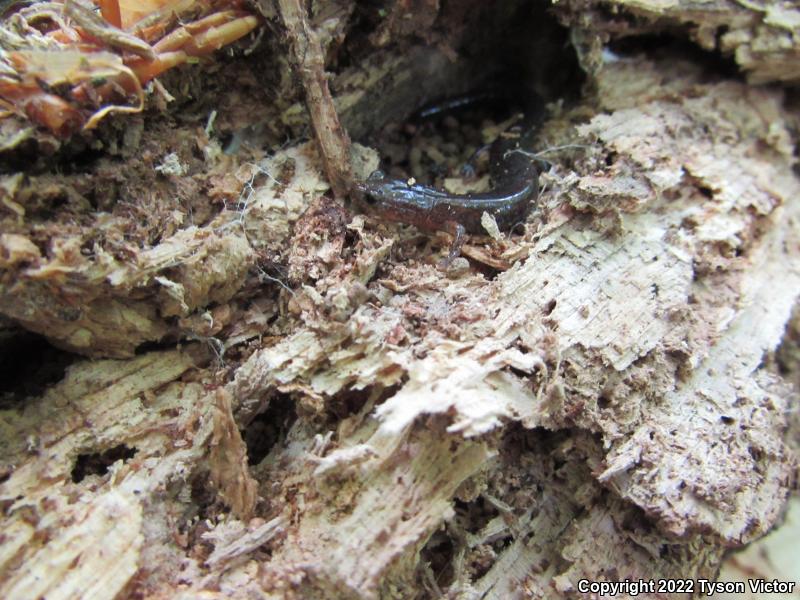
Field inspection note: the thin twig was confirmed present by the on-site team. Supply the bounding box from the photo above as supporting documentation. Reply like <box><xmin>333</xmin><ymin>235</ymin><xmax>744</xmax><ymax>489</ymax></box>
<box><xmin>274</xmin><ymin>0</ymin><xmax>353</xmax><ymax>197</ymax></box>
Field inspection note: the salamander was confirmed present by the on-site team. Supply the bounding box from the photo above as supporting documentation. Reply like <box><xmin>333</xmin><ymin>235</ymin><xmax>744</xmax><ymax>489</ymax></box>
<box><xmin>355</xmin><ymin>113</ymin><xmax>540</xmax><ymax>266</ymax></box>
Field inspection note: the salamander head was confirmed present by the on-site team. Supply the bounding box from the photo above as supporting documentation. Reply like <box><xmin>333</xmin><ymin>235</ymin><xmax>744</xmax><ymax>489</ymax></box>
<box><xmin>355</xmin><ymin>170</ymin><xmax>442</xmax><ymax>223</ymax></box>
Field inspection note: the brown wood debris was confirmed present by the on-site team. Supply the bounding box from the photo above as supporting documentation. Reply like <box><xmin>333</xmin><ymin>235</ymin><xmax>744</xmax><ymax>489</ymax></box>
<box><xmin>275</xmin><ymin>0</ymin><xmax>353</xmax><ymax>198</ymax></box>
<box><xmin>556</xmin><ymin>0</ymin><xmax>800</xmax><ymax>84</ymax></box>
<box><xmin>0</xmin><ymin>1</ymin><xmax>799</xmax><ymax>599</ymax></box>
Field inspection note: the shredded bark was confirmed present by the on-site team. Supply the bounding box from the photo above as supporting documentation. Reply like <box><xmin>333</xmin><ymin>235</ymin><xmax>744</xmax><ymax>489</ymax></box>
<box><xmin>275</xmin><ymin>0</ymin><xmax>353</xmax><ymax>198</ymax></box>
<box><xmin>0</xmin><ymin>1</ymin><xmax>798</xmax><ymax>599</ymax></box>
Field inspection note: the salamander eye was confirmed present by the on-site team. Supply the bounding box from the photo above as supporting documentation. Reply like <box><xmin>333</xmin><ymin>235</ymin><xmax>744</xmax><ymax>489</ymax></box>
<box><xmin>367</xmin><ymin>169</ymin><xmax>385</xmax><ymax>181</ymax></box>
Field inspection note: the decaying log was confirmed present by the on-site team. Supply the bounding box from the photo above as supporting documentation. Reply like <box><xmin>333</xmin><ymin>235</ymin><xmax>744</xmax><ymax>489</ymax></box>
<box><xmin>0</xmin><ymin>1</ymin><xmax>798</xmax><ymax>599</ymax></box>
<box><xmin>555</xmin><ymin>0</ymin><xmax>800</xmax><ymax>84</ymax></box>
<box><xmin>275</xmin><ymin>0</ymin><xmax>353</xmax><ymax>197</ymax></box>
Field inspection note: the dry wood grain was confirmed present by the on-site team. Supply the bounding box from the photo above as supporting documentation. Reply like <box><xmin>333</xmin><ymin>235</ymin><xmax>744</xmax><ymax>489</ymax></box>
<box><xmin>0</xmin><ymin>2</ymin><xmax>798</xmax><ymax>599</ymax></box>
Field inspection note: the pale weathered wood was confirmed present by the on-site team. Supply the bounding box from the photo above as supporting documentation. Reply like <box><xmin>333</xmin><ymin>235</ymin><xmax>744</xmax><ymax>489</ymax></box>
<box><xmin>0</xmin><ymin>2</ymin><xmax>799</xmax><ymax>599</ymax></box>
<box><xmin>557</xmin><ymin>0</ymin><xmax>800</xmax><ymax>84</ymax></box>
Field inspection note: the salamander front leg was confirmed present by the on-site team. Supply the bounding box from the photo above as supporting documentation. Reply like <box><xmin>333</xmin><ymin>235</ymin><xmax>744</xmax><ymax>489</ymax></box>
<box><xmin>438</xmin><ymin>221</ymin><xmax>466</xmax><ymax>269</ymax></box>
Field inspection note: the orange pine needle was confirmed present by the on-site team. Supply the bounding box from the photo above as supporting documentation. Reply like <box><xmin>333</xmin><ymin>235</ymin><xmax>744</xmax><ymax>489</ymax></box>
<box><xmin>185</xmin><ymin>16</ymin><xmax>260</xmax><ymax>56</ymax></box>
<box><xmin>24</xmin><ymin>92</ymin><xmax>84</xmax><ymax>138</ymax></box>
<box><xmin>129</xmin><ymin>50</ymin><xmax>188</xmax><ymax>83</ymax></box>
<box><xmin>98</xmin><ymin>0</ymin><xmax>122</xmax><ymax>28</ymax></box>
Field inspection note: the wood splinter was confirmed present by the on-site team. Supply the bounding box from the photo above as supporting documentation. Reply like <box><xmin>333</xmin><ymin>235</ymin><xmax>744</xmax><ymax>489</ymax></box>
<box><xmin>274</xmin><ymin>0</ymin><xmax>353</xmax><ymax>198</ymax></box>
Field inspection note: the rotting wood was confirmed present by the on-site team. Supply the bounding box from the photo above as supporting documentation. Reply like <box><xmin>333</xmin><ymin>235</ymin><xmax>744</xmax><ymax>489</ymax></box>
<box><xmin>275</xmin><ymin>0</ymin><xmax>353</xmax><ymax>198</ymax></box>
<box><xmin>209</xmin><ymin>388</ymin><xmax>258</xmax><ymax>520</ymax></box>
<box><xmin>556</xmin><ymin>0</ymin><xmax>800</xmax><ymax>84</ymax></box>
<box><xmin>178</xmin><ymin>56</ymin><xmax>800</xmax><ymax>597</ymax></box>
<box><xmin>0</xmin><ymin>1</ymin><xmax>798</xmax><ymax>599</ymax></box>
<box><xmin>0</xmin><ymin>346</ymin><xmax>211</xmax><ymax>600</ymax></box>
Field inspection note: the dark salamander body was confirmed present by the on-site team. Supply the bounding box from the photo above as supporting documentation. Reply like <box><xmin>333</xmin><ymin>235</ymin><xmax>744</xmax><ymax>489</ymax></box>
<box><xmin>356</xmin><ymin>124</ymin><xmax>539</xmax><ymax>265</ymax></box>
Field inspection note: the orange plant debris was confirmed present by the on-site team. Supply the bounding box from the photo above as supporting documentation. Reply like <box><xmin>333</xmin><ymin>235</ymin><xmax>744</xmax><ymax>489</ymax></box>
<box><xmin>0</xmin><ymin>0</ymin><xmax>262</xmax><ymax>137</ymax></box>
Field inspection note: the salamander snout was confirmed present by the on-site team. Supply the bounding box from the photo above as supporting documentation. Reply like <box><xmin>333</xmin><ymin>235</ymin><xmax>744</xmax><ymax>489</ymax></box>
<box><xmin>354</xmin><ymin>170</ymin><xmax>395</xmax><ymax>206</ymax></box>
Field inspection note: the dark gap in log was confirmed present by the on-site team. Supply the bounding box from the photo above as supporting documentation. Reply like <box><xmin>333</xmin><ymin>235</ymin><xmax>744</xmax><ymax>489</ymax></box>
<box><xmin>242</xmin><ymin>392</ymin><xmax>298</xmax><ymax>465</ymax></box>
<box><xmin>0</xmin><ymin>135</ymin><xmax>41</xmax><ymax>173</ymax></box>
<box><xmin>476</xmin><ymin>260</ymin><xmax>504</xmax><ymax>281</ymax></box>
<box><xmin>0</xmin><ymin>330</ymin><xmax>76</xmax><ymax>405</ymax></box>
<box><xmin>348</xmin><ymin>0</ymin><xmax>584</xmax><ymax>142</ymax></box>
<box><xmin>504</xmin><ymin>364</ymin><xmax>531</xmax><ymax>381</ymax></box>
<box><xmin>134</xmin><ymin>338</ymin><xmax>179</xmax><ymax>356</ymax></box>
<box><xmin>418</xmin><ymin>526</ymin><xmax>457</xmax><ymax>590</ymax></box>
<box><xmin>188</xmin><ymin>469</ymin><xmax>221</xmax><ymax>533</ymax></box>
<box><xmin>608</xmin><ymin>34</ymin><xmax>741</xmax><ymax>81</ymax></box>
<box><xmin>71</xmin><ymin>444</ymin><xmax>138</xmax><ymax>483</ymax></box>
<box><xmin>59</xmin><ymin>147</ymin><xmax>111</xmax><ymax>176</ymax></box>
<box><xmin>0</xmin><ymin>136</ymin><xmax>90</xmax><ymax>175</ymax></box>
<box><xmin>328</xmin><ymin>386</ymin><xmax>373</xmax><ymax>420</ymax></box>
<box><xmin>327</xmin><ymin>382</ymin><xmax>403</xmax><ymax>424</ymax></box>
<box><xmin>454</xmin><ymin>495</ymin><xmax>502</xmax><ymax>535</ymax></box>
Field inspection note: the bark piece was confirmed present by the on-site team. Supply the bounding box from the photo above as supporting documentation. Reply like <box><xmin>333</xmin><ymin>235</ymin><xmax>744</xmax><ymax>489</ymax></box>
<box><xmin>276</xmin><ymin>0</ymin><xmax>353</xmax><ymax>197</ymax></box>
<box><xmin>209</xmin><ymin>388</ymin><xmax>258</xmax><ymax>520</ymax></box>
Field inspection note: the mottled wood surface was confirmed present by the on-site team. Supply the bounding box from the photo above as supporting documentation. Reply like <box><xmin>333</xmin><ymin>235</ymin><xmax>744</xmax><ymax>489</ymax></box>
<box><xmin>1</xmin><ymin>1</ymin><xmax>798</xmax><ymax>598</ymax></box>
